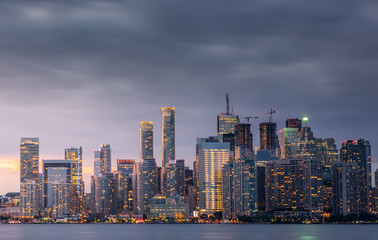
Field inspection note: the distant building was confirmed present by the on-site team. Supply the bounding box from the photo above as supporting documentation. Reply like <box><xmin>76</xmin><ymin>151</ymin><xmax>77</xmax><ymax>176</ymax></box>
<box><xmin>20</xmin><ymin>137</ymin><xmax>40</xmax><ymax>218</ymax></box>
<box><xmin>286</xmin><ymin>118</ymin><xmax>302</xmax><ymax>135</ymax></box>
<box><xmin>165</xmin><ymin>159</ymin><xmax>185</xmax><ymax>198</ymax></box>
<box><xmin>332</xmin><ymin>161</ymin><xmax>359</xmax><ymax>215</ymax></box>
<box><xmin>197</xmin><ymin>138</ymin><xmax>230</xmax><ymax>213</ymax></box>
<box><xmin>265</xmin><ymin>159</ymin><xmax>323</xmax><ymax>216</ymax></box>
<box><xmin>140</xmin><ymin>121</ymin><xmax>153</xmax><ymax>160</ymax></box>
<box><xmin>93</xmin><ymin>173</ymin><xmax>116</xmax><ymax>216</ymax></box>
<box><xmin>42</xmin><ymin>160</ymin><xmax>72</xmax><ymax>216</ymax></box>
<box><xmin>20</xmin><ymin>138</ymin><xmax>39</xmax><ymax>183</ymax></box>
<box><xmin>93</xmin><ymin>151</ymin><xmax>101</xmax><ymax>177</ymax></box>
<box><xmin>65</xmin><ymin>147</ymin><xmax>84</xmax><ymax>214</ymax></box>
<box><xmin>51</xmin><ymin>181</ymin><xmax>71</xmax><ymax>219</ymax></box>
<box><xmin>223</xmin><ymin>122</ymin><xmax>255</xmax><ymax>219</ymax></box>
<box><xmin>20</xmin><ymin>180</ymin><xmax>39</xmax><ymax>218</ymax></box>
<box><xmin>259</xmin><ymin>122</ymin><xmax>278</xmax><ymax>151</ymax></box>
<box><xmin>148</xmin><ymin>195</ymin><xmax>189</xmax><ymax>222</ymax></box>
<box><xmin>279</xmin><ymin>128</ymin><xmax>298</xmax><ymax>159</ymax></box>
<box><xmin>161</xmin><ymin>107</ymin><xmax>175</xmax><ymax>195</ymax></box>
<box><xmin>374</xmin><ymin>169</ymin><xmax>378</xmax><ymax>214</ymax></box>
<box><xmin>116</xmin><ymin>159</ymin><xmax>135</xmax><ymax>213</ymax></box>
<box><xmin>216</xmin><ymin>94</ymin><xmax>239</xmax><ymax>135</ymax></box>
<box><xmin>255</xmin><ymin>161</ymin><xmax>267</xmax><ymax>211</ymax></box>
<box><xmin>134</xmin><ymin>158</ymin><xmax>158</xmax><ymax>216</ymax></box>
<box><xmin>340</xmin><ymin>139</ymin><xmax>372</xmax><ymax>214</ymax></box>
<box><xmin>99</xmin><ymin>144</ymin><xmax>111</xmax><ymax>174</ymax></box>
<box><xmin>161</xmin><ymin>107</ymin><xmax>175</xmax><ymax>167</ymax></box>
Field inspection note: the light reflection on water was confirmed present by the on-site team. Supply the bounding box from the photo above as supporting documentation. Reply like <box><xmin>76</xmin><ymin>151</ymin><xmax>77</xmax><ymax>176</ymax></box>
<box><xmin>0</xmin><ymin>224</ymin><xmax>377</xmax><ymax>240</ymax></box>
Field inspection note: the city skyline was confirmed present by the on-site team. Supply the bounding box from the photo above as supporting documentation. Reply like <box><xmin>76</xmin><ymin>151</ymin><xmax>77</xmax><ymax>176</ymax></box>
<box><xmin>0</xmin><ymin>0</ymin><xmax>378</xmax><ymax>195</ymax></box>
<box><xmin>0</xmin><ymin>100</ymin><xmax>377</xmax><ymax>195</ymax></box>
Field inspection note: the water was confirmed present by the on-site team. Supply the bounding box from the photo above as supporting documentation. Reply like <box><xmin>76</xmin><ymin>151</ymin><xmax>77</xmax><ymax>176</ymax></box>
<box><xmin>0</xmin><ymin>224</ymin><xmax>377</xmax><ymax>240</ymax></box>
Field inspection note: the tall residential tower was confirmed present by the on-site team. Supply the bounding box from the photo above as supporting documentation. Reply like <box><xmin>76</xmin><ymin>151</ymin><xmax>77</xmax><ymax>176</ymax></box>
<box><xmin>140</xmin><ymin>121</ymin><xmax>153</xmax><ymax>160</ymax></box>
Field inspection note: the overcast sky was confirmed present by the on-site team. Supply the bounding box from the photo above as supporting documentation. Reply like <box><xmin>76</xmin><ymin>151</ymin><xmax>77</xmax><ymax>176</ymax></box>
<box><xmin>1</xmin><ymin>0</ymin><xmax>377</xmax><ymax>194</ymax></box>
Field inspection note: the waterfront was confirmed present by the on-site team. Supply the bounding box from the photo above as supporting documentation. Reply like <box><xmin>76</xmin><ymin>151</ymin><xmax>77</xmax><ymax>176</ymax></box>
<box><xmin>1</xmin><ymin>224</ymin><xmax>378</xmax><ymax>240</ymax></box>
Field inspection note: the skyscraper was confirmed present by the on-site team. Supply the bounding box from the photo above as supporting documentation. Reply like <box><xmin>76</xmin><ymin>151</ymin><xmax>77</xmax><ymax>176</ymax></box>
<box><xmin>286</xmin><ymin>118</ymin><xmax>302</xmax><ymax>135</ymax></box>
<box><xmin>340</xmin><ymin>139</ymin><xmax>372</xmax><ymax>214</ymax></box>
<box><xmin>165</xmin><ymin>159</ymin><xmax>185</xmax><ymax>198</ymax></box>
<box><xmin>197</xmin><ymin>137</ymin><xmax>230</xmax><ymax>213</ymax></box>
<box><xmin>140</xmin><ymin>121</ymin><xmax>153</xmax><ymax>160</ymax></box>
<box><xmin>20</xmin><ymin>180</ymin><xmax>39</xmax><ymax>218</ymax></box>
<box><xmin>223</xmin><ymin>123</ymin><xmax>255</xmax><ymax>220</ymax></box>
<box><xmin>65</xmin><ymin>147</ymin><xmax>84</xmax><ymax>214</ymax></box>
<box><xmin>20</xmin><ymin>138</ymin><xmax>39</xmax><ymax>184</ymax></box>
<box><xmin>216</xmin><ymin>94</ymin><xmax>239</xmax><ymax>135</ymax></box>
<box><xmin>265</xmin><ymin>159</ymin><xmax>323</xmax><ymax>216</ymax></box>
<box><xmin>117</xmin><ymin>159</ymin><xmax>135</xmax><ymax>213</ymax></box>
<box><xmin>42</xmin><ymin>160</ymin><xmax>72</xmax><ymax>214</ymax></box>
<box><xmin>332</xmin><ymin>161</ymin><xmax>359</xmax><ymax>215</ymax></box>
<box><xmin>100</xmin><ymin>144</ymin><xmax>112</xmax><ymax>174</ymax></box>
<box><xmin>135</xmin><ymin>158</ymin><xmax>158</xmax><ymax>215</ymax></box>
<box><xmin>259</xmin><ymin>122</ymin><xmax>278</xmax><ymax>151</ymax></box>
<box><xmin>93</xmin><ymin>173</ymin><xmax>116</xmax><ymax>215</ymax></box>
<box><xmin>279</xmin><ymin>128</ymin><xmax>298</xmax><ymax>159</ymax></box>
<box><xmin>93</xmin><ymin>151</ymin><xmax>101</xmax><ymax>177</ymax></box>
<box><xmin>161</xmin><ymin>107</ymin><xmax>175</xmax><ymax>167</ymax></box>
<box><xmin>20</xmin><ymin>137</ymin><xmax>39</xmax><ymax>218</ymax></box>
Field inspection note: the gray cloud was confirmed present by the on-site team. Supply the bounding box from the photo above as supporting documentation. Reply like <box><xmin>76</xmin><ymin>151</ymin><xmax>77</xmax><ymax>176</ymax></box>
<box><xmin>0</xmin><ymin>0</ymin><xmax>377</xmax><ymax>193</ymax></box>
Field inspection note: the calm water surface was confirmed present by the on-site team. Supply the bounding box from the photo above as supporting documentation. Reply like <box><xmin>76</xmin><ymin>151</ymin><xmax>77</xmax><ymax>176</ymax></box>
<box><xmin>1</xmin><ymin>224</ymin><xmax>377</xmax><ymax>240</ymax></box>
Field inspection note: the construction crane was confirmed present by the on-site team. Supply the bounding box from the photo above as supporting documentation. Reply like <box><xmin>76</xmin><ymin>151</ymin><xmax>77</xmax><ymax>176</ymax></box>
<box><xmin>242</xmin><ymin>116</ymin><xmax>259</xmax><ymax>123</ymax></box>
<box><xmin>264</xmin><ymin>107</ymin><xmax>276</xmax><ymax>122</ymax></box>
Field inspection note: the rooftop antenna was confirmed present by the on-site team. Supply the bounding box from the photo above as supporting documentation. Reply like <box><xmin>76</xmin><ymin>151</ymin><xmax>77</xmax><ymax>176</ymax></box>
<box><xmin>264</xmin><ymin>107</ymin><xmax>276</xmax><ymax>122</ymax></box>
<box><xmin>226</xmin><ymin>93</ymin><xmax>230</xmax><ymax>115</ymax></box>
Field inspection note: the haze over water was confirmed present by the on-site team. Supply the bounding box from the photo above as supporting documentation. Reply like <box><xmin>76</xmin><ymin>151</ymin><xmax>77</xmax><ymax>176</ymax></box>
<box><xmin>1</xmin><ymin>224</ymin><xmax>378</xmax><ymax>240</ymax></box>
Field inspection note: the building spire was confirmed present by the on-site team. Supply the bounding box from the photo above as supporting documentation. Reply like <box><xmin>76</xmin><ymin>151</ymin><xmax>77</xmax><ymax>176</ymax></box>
<box><xmin>226</xmin><ymin>93</ymin><xmax>230</xmax><ymax>115</ymax></box>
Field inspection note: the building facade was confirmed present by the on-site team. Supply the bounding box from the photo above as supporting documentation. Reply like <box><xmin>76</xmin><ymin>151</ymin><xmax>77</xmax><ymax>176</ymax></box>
<box><xmin>65</xmin><ymin>147</ymin><xmax>84</xmax><ymax>214</ymax></box>
<box><xmin>197</xmin><ymin>138</ymin><xmax>230</xmax><ymax>213</ymax></box>
<box><xmin>340</xmin><ymin>139</ymin><xmax>372</xmax><ymax>214</ymax></box>
<box><xmin>140</xmin><ymin>121</ymin><xmax>153</xmax><ymax>160</ymax></box>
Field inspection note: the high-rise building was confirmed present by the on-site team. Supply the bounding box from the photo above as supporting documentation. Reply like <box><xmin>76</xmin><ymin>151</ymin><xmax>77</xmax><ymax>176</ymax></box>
<box><xmin>93</xmin><ymin>173</ymin><xmax>116</xmax><ymax>215</ymax></box>
<box><xmin>279</xmin><ymin>128</ymin><xmax>298</xmax><ymax>159</ymax></box>
<box><xmin>165</xmin><ymin>159</ymin><xmax>185</xmax><ymax>198</ymax></box>
<box><xmin>42</xmin><ymin>160</ymin><xmax>72</xmax><ymax>216</ymax></box>
<box><xmin>134</xmin><ymin>158</ymin><xmax>158</xmax><ymax>216</ymax></box>
<box><xmin>331</xmin><ymin>161</ymin><xmax>359</xmax><ymax>215</ymax></box>
<box><xmin>65</xmin><ymin>147</ymin><xmax>84</xmax><ymax>214</ymax></box>
<box><xmin>117</xmin><ymin>159</ymin><xmax>135</xmax><ymax>176</ymax></box>
<box><xmin>197</xmin><ymin>137</ymin><xmax>230</xmax><ymax>213</ymax></box>
<box><xmin>20</xmin><ymin>138</ymin><xmax>39</xmax><ymax>184</ymax></box>
<box><xmin>161</xmin><ymin>107</ymin><xmax>175</xmax><ymax>167</ymax></box>
<box><xmin>20</xmin><ymin>180</ymin><xmax>39</xmax><ymax>218</ymax></box>
<box><xmin>265</xmin><ymin>159</ymin><xmax>323</xmax><ymax>216</ymax></box>
<box><xmin>255</xmin><ymin>161</ymin><xmax>267</xmax><ymax>211</ymax></box>
<box><xmin>216</xmin><ymin>94</ymin><xmax>239</xmax><ymax>135</ymax></box>
<box><xmin>322</xmin><ymin>138</ymin><xmax>338</xmax><ymax>163</ymax></box>
<box><xmin>99</xmin><ymin>144</ymin><xmax>111</xmax><ymax>174</ymax></box>
<box><xmin>223</xmin><ymin>123</ymin><xmax>255</xmax><ymax>220</ymax></box>
<box><xmin>286</xmin><ymin>118</ymin><xmax>302</xmax><ymax>134</ymax></box>
<box><xmin>51</xmin><ymin>181</ymin><xmax>71</xmax><ymax>219</ymax></box>
<box><xmin>20</xmin><ymin>137</ymin><xmax>40</xmax><ymax>218</ymax></box>
<box><xmin>374</xmin><ymin>169</ymin><xmax>378</xmax><ymax>214</ymax></box>
<box><xmin>234</xmin><ymin>123</ymin><xmax>253</xmax><ymax>158</ymax></box>
<box><xmin>140</xmin><ymin>121</ymin><xmax>153</xmax><ymax>160</ymax></box>
<box><xmin>117</xmin><ymin>159</ymin><xmax>135</xmax><ymax>213</ymax></box>
<box><xmin>340</xmin><ymin>139</ymin><xmax>372</xmax><ymax>214</ymax></box>
<box><xmin>94</xmin><ymin>151</ymin><xmax>101</xmax><ymax>177</ymax></box>
<box><xmin>296</xmin><ymin>119</ymin><xmax>319</xmax><ymax>160</ymax></box>
<box><xmin>259</xmin><ymin>122</ymin><xmax>278</xmax><ymax>151</ymax></box>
